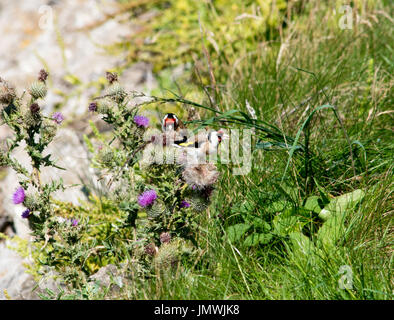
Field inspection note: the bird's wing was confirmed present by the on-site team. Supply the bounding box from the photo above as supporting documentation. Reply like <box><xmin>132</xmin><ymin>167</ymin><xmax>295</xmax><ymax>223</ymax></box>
<box><xmin>179</xmin><ymin>141</ymin><xmax>196</xmax><ymax>147</ymax></box>
<box><xmin>179</xmin><ymin>132</ymin><xmax>208</xmax><ymax>147</ymax></box>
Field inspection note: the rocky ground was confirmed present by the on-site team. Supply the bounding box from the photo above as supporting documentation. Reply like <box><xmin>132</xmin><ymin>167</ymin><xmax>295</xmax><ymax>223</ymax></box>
<box><xmin>0</xmin><ymin>0</ymin><xmax>156</xmax><ymax>299</ymax></box>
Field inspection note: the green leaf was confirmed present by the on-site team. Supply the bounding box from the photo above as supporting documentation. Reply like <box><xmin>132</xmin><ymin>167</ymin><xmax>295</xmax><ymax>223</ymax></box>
<box><xmin>303</xmin><ymin>196</ymin><xmax>322</xmax><ymax>214</ymax></box>
<box><xmin>265</xmin><ymin>201</ymin><xmax>287</xmax><ymax>214</ymax></box>
<box><xmin>277</xmin><ymin>183</ymin><xmax>299</xmax><ymax>203</ymax></box>
<box><xmin>244</xmin><ymin>233</ymin><xmax>259</xmax><ymax>246</ymax></box>
<box><xmin>64</xmin><ymin>74</ymin><xmax>82</xmax><ymax>85</ymax></box>
<box><xmin>272</xmin><ymin>210</ymin><xmax>303</xmax><ymax>237</ymax></box>
<box><xmin>289</xmin><ymin>232</ymin><xmax>316</xmax><ymax>258</ymax></box>
<box><xmin>318</xmin><ymin>189</ymin><xmax>365</xmax><ymax>221</ymax></box>
<box><xmin>83</xmin><ymin>134</ymin><xmax>94</xmax><ymax>154</ymax></box>
<box><xmin>259</xmin><ymin>233</ymin><xmax>273</xmax><ymax>244</ymax></box>
<box><xmin>244</xmin><ymin>233</ymin><xmax>272</xmax><ymax>246</ymax></box>
<box><xmin>89</xmin><ymin>120</ymin><xmax>104</xmax><ymax>141</ymax></box>
<box><xmin>313</xmin><ymin>178</ymin><xmax>330</xmax><ymax>206</ymax></box>
<box><xmin>250</xmin><ymin>218</ymin><xmax>271</xmax><ymax>232</ymax></box>
<box><xmin>317</xmin><ymin>215</ymin><xmax>346</xmax><ymax>249</ymax></box>
<box><xmin>255</xmin><ymin>141</ymin><xmax>302</xmax><ymax>151</ymax></box>
<box><xmin>226</xmin><ymin>223</ymin><xmax>251</xmax><ymax>242</ymax></box>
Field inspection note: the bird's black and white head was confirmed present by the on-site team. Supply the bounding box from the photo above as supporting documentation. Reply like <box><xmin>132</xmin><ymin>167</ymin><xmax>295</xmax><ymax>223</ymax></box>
<box><xmin>162</xmin><ymin>113</ymin><xmax>179</xmax><ymax>132</ymax></box>
<box><xmin>207</xmin><ymin>130</ymin><xmax>225</xmax><ymax>148</ymax></box>
<box><xmin>209</xmin><ymin>130</ymin><xmax>226</xmax><ymax>143</ymax></box>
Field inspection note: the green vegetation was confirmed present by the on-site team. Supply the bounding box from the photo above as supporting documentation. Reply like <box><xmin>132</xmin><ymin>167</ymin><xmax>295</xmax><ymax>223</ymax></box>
<box><xmin>1</xmin><ymin>0</ymin><xmax>392</xmax><ymax>300</ymax></box>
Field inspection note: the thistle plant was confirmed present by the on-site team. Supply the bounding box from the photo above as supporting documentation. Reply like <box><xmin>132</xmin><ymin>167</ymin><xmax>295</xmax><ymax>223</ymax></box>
<box><xmin>86</xmin><ymin>72</ymin><xmax>221</xmax><ymax>272</ymax></box>
<box><xmin>1</xmin><ymin>70</ymin><xmax>65</xmax><ymax>241</ymax></box>
<box><xmin>1</xmin><ymin>69</ymin><xmax>220</xmax><ymax>294</ymax></box>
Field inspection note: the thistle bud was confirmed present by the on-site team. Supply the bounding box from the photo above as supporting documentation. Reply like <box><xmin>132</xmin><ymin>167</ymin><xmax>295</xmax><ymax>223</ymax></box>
<box><xmin>29</xmin><ymin>81</ymin><xmax>47</xmax><ymax>99</ymax></box>
<box><xmin>41</xmin><ymin>119</ymin><xmax>57</xmax><ymax>143</ymax></box>
<box><xmin>154</xmin><ymin>241</ymin><xmax>180</xmax><ymax>270</ymax></box>
<box><xmin>97</xmin><ymin>148</ymin><xmax>114</xmax><ymax>166</ymax></box>
<box><xmin>108</xmin><ymin>82</ymin><xmax>126</xmax><ymax>103</ymax></box>
<box><xmin>146</xmin><ymin>199</ymin><xmax>167</xmax><ymax>218</ymax></box>
<box><xmin>23</xmin><ymin>108</ymin><xmax>41</xmax><ymax>128</ymax></box>
<box><xmin>0</xmin><ymin>78</ymin><xmax>16</xmax><ymax>105</ymax></box>
<box><xmin>161</xmin><ymin>147</ymin><xmax>180</xmax><ymax>164</ymax></box>
<box><xmin>144</xmin><ymin>243</ymin><xmax>158</xmax><ymax>256</ymax></box>
<box><xmin>23</xmin><ymin>192</ymin><xmax>41</xmax><ymax>211</ymax></box>
<box><xmin>96</xmin><ymin>98</ymin><xmax>112</xmax><ymax>114</ymax></box>
<box><xmin>88</xmin><ymin>102</ymin><xmax>97</xmax><ymax>112</ymax></box>
<box><xmin>160</xmin><ymin>232</ymin><xmax>171</xmax><ymax>244</ymax></box>
<box><xmin>140</xmin><ymin>144</ymin><xmax>157</xmax><ymax>167</ymax></box>
<box><xmin>182</xmin><ymin>164</ymin><xmax>219</xmax><ymax>189</ymax></box>
<box><xmin>186</xmin><ymin>194</ymin><xmax>208</xmax><ymax>212</ymax></box>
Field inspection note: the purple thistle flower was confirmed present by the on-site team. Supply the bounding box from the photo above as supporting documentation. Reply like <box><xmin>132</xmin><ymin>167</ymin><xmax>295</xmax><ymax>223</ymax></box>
<box><xmin>134</xmin><ymin>115</ymin><xmax>149</xmax><ymax>128</ymax></box>
<box><xmin>21</xmin><ymin>209</ymin><xmax>30</xmax><ymax>219</ymax></box>
<box><xmin>52</xmin><ymin>112</ymin><xmax>64</xmax><ymax>124</ymax></box>
<box><xmin>88</xmin><ymin>102</ymin><xmax>97</xmax><ymax>112</ymax></box>
<box><xmin>138</xmin><ymin>189</ymin><xmax>157</xmax><ymax>207</ymax></box>
<box><xmin>70</xmin><ymin>218</ymin><xmax>79</xmax><ymax>227</ymax></box>
<box><xmin>180</xmin><ymin>201</ymin><xmax>190</xmax><ymax>208</ymax></box>
<box><xmin>12</xmin><ymin>187</ymin><xmax>25</xmax><ymax>204</ymax></box>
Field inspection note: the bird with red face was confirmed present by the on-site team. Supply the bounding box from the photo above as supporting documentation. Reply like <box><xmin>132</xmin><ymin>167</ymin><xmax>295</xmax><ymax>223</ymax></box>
<box><xmin>161</xmin><ymin>113</ymin><xmax>188</xmax><ymax>145</ymax></box>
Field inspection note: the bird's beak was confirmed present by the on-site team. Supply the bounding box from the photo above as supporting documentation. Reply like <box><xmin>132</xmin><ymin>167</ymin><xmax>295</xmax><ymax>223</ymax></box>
<box><xmin>219</xmin><ymin>132</ymin><xmax>230</xmax><ymax>141</ymax></box>
<box><xmin>217</xmin><ymin>129</ymin><xmax>229</xmax><ymax>141</ymax></box>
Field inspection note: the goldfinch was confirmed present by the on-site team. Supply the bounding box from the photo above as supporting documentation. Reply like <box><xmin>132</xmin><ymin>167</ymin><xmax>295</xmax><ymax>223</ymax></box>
<box><xmin>161</xmin><ymin>113</ymin><xmax>188</xmax><ymax>145</ymax></box>
<box><xmin>177</xmin><ymin>129</ymin><xmax>227</xmax><ymax>165</ymax></box>
<box><xmin>162</xmin><ymin>113</ymin><xmax>180</xmax><ymax>132</ymax></box>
